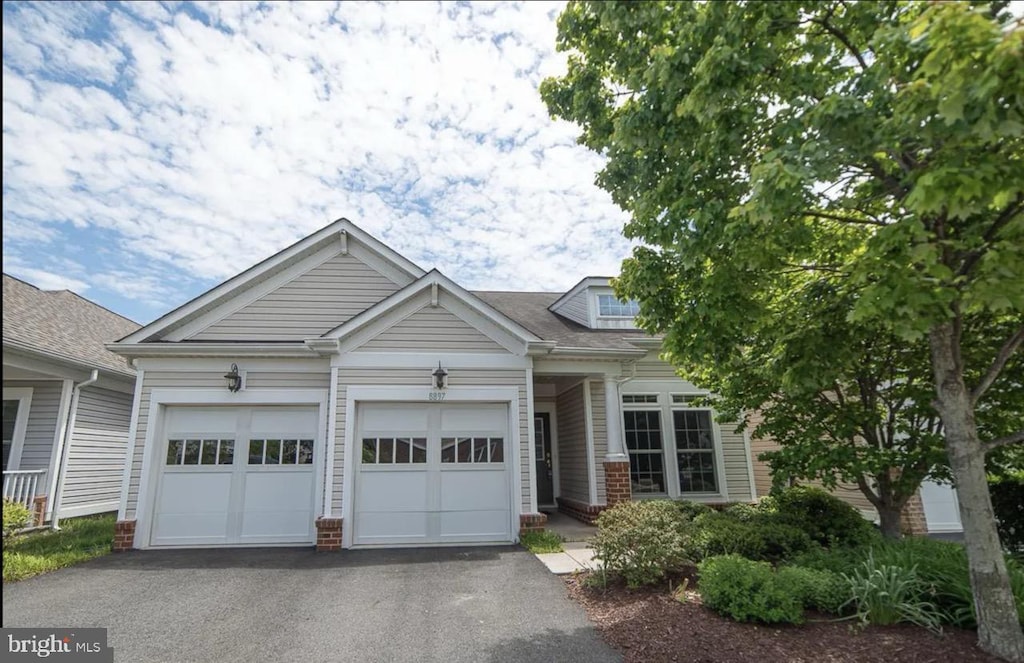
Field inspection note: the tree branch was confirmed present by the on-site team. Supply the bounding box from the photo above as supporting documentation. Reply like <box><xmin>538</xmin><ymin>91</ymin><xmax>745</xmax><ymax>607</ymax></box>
<box><xmin>802</xmin><ymin>209</ymin><xmax>888</xmax><ymax>227</ymax></box>
<box><xmin>958</xmin><ymin>195</ymin><xmax>1023</xmax><ymax>277</ymax></box>
<box><xmin>810</xmin><ymin>13</ymin><xmax>870</xmax><ymax>71</ymax></box>
<box><xmin>971</xmin><ymin>324</ymin><xmax>1024</xmax><ymax>405</ymax></box>
<box><xmin>986</xmin><ymin>430</ymin><xmax>1024</xmax><ymax>453</ymax></box>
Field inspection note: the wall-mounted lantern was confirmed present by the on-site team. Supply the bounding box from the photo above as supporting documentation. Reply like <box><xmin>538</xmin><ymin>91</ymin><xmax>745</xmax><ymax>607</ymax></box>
<box><xmin>224</xmin><ymin>363</ymin><xmax>242</xmax><ymax>392</ymax></box>
<box><xmin>432</xmin><ymin>362</ymin><xmax>448</xmax><ymax>390</ymax></box>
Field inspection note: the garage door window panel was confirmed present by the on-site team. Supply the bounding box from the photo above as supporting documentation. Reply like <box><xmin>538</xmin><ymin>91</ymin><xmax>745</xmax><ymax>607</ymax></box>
<box><xmin>441</xmin><ymin>437</ymin><xmax>504</xmax><ymax>465</ymax></box>
<box><xmin>362</xmin><ymin>437</ymin><xmax>427</xmax><ymax>465</ymax></box>
<box><xmin>167</xmin><ymin>438</ymin><xmax>234</xmax><ymax>467</ymax></box>
<box><xmin>250</xmin><ymin>438</ymin><xmax>315</xmax><ymax>465</ymax></box>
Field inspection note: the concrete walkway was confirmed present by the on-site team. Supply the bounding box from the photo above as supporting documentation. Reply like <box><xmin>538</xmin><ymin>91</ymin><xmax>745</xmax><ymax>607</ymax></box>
<box><xmin>535</xmin><ymin>513</ymin><xmax>600</xmax><ymax>575</ymax></box>
<box><xmin>535</xmin><ymin>541</ymin><xmax>599</xmax><ymax>575</ymax></box>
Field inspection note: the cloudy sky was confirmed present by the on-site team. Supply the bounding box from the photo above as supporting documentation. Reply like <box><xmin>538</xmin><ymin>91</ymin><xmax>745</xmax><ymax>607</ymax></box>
<box><xmin>2</xmin><ymin>1</ymin><xmax>629</xmax><ymax>324</ymax></box>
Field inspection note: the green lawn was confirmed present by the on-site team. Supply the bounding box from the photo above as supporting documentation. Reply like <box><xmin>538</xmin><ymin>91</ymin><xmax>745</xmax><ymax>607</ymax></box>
<box><xmin>3</xmin><ymin>514</ymin><xmax>115</xmax><ymax>582</ymax></box>
<box><xmin>520</xmin><ymin>529</ymin><xmax>565</xmax><ymax>554</ymax></box>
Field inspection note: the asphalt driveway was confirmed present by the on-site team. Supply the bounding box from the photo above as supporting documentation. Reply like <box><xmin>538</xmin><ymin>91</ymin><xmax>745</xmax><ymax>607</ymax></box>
<box><xmin>2</xmin><ymin>546</ymin><xmax>620</xmax><ymax>663</ymax></box>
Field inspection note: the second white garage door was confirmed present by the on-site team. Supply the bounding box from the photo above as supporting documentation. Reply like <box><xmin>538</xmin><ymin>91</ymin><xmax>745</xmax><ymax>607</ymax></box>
<box><xmin>354</xmin><ymin>402</ymin><xmax>513</xmax><ymax>546</ymax></box>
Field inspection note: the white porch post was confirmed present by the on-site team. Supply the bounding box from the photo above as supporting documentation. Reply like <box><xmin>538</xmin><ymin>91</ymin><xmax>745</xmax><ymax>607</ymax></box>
<box><xmin>603</xmin><ymin>377</ymin><xmax>627</xmax><ymax>461</ymax></box>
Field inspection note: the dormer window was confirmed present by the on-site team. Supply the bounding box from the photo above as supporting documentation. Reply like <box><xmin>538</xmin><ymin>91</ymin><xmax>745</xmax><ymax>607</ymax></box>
<box><xmin>597</xmin><ymin>295</ymin><xmax>640</xmax><ymax>318</ymax></box>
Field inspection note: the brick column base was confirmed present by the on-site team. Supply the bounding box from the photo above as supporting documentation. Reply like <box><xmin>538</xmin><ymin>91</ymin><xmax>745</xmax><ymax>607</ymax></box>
<box><xmin>113</xmin><ymin>520</ymin><xmax>136</xmax><ymax>552</ymax></box>
<box><xmin>32</xmin><ymin>495</ymin><xmax>47</xmax><ymax>527</ymax></box>
<box><xmin>316</xmin><ymin>517</ymin><xmax>343</xmax><ymax>551</ymax></box>
<box><xmin>519</xmin><ymin>513</ymin><xmax>548</xmax><ymax>536</ymax></box>
<box><xmin>900</xmin><ymin>492</ymin><xmax>929</xmax><ymax>536</ymax></box>
<box><xmin>556</xmin><ymin>497</ymin><xmax>604</xmax><ymax>524</ymax></box>
<box><xmin>604</xmin><ymin>460</ymin><xmax>632</xmax><ymax>507</ymax></box>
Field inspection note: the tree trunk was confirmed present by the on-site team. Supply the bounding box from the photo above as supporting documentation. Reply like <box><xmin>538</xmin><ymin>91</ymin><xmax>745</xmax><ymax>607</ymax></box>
<box><xmin>877</xmin><ymin>503</ymin><xmax>903</xmax><ymax>539</ymax></box>
<box><xmin>930</xmin><ymin>321</ymin><xmax>1024</xmax><ymax>663</ymax></box>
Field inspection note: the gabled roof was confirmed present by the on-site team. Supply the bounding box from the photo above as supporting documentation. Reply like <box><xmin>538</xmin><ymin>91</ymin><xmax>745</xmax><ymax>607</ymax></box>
<box><xmin>547</xmin><ymin>276</ymin><xmax>614</xmax><ymax>314</ymax></box>
<box><xmin>3</xmin><ymin>274</ymin><xmax>140</xmax><ymax>376</ymax></box>
<box><xmin>474</xmin><ymin>290</ymin><xmax>649</xmax><ymax>351</ymax></box>
<box><xmin>117</xmin><ymin>218</ymin><xmax>425</xmax><ymax>344</ymax></box>
<box><xmin>315</xmin><ymin>270</ymin><xmax>541</xmax><ymax>353</ymax></box>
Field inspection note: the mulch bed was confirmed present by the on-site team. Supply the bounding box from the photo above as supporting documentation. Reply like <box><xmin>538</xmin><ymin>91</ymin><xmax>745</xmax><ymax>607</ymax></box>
<box><xmin>566</xmin><ymin>574</ymin><xmax>1001</xmax><ymax>663</ymax></box>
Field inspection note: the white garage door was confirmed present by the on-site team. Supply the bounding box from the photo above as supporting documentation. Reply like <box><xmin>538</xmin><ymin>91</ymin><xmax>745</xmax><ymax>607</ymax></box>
<box><xmin>354</xmin><ymin>403</ymin><xmax>513</xmax><ymax>546</ymax></box>
<box><xmin>151</xmin><ymin>406</ymin><xmax>318</xmax><ymax>547</ymax></box>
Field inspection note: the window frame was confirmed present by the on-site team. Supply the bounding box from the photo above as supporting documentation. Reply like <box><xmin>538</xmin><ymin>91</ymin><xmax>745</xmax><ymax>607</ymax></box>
<box><xmin>595</xmin><ymin>293</ymin><xmax>641</xmax><ymax>319</ymax></box>
<box><xmin>2</xmin><ymin>388</ymin><xmax>34</xmax><ymax>472</ymax></box>
<box><xmin>619</xmin><ymin>386</ymin><xmax>727</xmax><ymax>500</ymax></box>
<box><xmin>620</xmin><ymin>404</ymin><xmax>670</xmax><ymax>498</ymax></box>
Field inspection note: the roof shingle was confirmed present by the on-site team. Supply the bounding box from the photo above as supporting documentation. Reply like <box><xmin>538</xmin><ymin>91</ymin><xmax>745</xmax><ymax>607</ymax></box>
<box><xmin>3</xmin><ymin>274</ymin><xmax>141</xmax><ymax>376</ymax></box>
<box><xmin>472</xmin><ymin>290</ymin><xmax>649</xmax><ymax>351</ymax></box>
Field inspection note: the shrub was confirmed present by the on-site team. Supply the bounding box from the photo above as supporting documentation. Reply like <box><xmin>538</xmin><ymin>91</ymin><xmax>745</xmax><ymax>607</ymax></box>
<box><xmin>842</xmin><ymin>551</ymin><xmax>944</xmax><ymax>632</ymax></box>
<box><xmin>2</xmin><ymin>499</ymin><xmax>32</xmax><ymax>537</ymax></box>
<box><xmin>990</xmin><ymin>474</ymin><xmax>1024</xmax><ymax>553</ymax></box>
<box><xmin>698</xmin><ymin>555</ymin><xmax>805</xmax><ymax>624</ymax></box>
<box><xmin>773</xmin><ymin>485</ymin><xmax>877</xmax><ymax>548</ymax></box>
<box><xmin>687</xmin><ymin>511</ymin><xmax>815</xmax><ymax>563</ymax></box>
<box><xmin>593</xmin><ymin>500</ymin><xmax>688</xmax><ymax>587</ymax></box>
<box><xmin>723</xmin><ymin>502</ymin><xmax>761</xmax><ymax>521</ymax></box>
<box><xmin>866</xmin><ymin>536</ymin><xmax>1024</xmax><ymax>627</ymax></box>
<box><xmin>519</xmin><ymin>529</ymin><xmax>564</xmax><ymax>554</ymax></box>
<box><xmin>675</xmin><ymin>499</ymin><xmax>713</xmax><ymax>522</ymax></box>
<box><xmin>776</xmin><ymin>565</ymin><xmax>848</xmax><ymax>615</ymax></box>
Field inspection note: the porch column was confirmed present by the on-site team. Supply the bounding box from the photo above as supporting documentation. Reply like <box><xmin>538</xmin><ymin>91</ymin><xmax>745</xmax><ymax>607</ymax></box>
<box><xmin>603</xmin><ymin>377</ymin><xmax>631</xmax><ymax>506</ymax></box>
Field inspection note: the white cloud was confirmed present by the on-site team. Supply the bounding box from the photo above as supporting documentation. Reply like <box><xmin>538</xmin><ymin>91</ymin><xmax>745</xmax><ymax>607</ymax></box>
<box><xmin>2</xmin><ymin>1</ymin><xmax>631</xmax><ymax>321</ymax></box>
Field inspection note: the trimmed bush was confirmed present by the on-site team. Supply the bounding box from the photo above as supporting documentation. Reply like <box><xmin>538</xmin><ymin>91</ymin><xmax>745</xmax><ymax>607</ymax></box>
<box><xmin>675</xmin><ymin>499</ymin><xmax>714</xmax><ymax>522</ymax></box>
<box><xmin>593</xmin><ymin>500</ymin><xmax>688</xmax><ymax>587</ymax></box>
<box><xmin>723</xmin><ymin>502</ymin><xmax>761</xmax><ymax>522</ymax></box>
<box><xmin>698</xmin><ymin>555</ymin><xmax>805</xmax><ymax>624</ymax></box>
<box><xmin>2</xmin><ymin>499</ymin><xmax>32</xmax><ymax>537</ymax></box>
<box><xmin>776</xmin><ymin>565</ymin><xmax>848</xmax><ymax>614</ymax></box>
<box><xmin>687</xmin><ymin>511</ymin><xmax>815</xmax><ymax>563</ymax></box>
<box><xmin>990</xmin><ymin>474</ymin><xmax>1024</xmax><ymax>553</ymax></box>
<box><xmin>773</xmin><ymin>485</ymin><xmax>877</xmax><ymax>548</ymax></box>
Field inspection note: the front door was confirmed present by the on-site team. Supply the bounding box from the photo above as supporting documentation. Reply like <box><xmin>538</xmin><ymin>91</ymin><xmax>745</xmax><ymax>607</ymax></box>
<box><xmin>534</xmin><ymin>413</ymin><xmax>553</xmax><ymax>506</ymax></box>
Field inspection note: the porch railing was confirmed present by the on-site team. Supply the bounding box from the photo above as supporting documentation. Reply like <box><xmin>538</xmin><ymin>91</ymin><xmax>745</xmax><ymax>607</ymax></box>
<box><xmin>2</xmin><ymin>469</ymin><xmax>47</xmax><ymax>508</ymax></box>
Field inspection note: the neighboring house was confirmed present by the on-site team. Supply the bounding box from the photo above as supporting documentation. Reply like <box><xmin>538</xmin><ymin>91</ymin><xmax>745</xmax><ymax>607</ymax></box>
<box><xmin>3</xmin><ymin>274</ymin><xmax>140</xmax><ymax>526</ymax></box>
<box><xmin>749</xmin><ymin>435</ymin><xmax>964</xmax><ymax>535</ymax></box>
<box><xmin>108</xmin><ymin>219</ymin><xmax>758</xmax><ymax>551</ymax></box>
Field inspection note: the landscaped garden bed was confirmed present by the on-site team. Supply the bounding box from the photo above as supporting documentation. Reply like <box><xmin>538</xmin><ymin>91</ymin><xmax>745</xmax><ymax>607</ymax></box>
<box><xmin>567</xmin><ymin>573</ymin><xmax>1000</xmax><ymax>663</ymax></box>
<box><xmin>563</xmin><ymin>487</ymin><xmax>1023</xmax><ymax>663</ymax></box>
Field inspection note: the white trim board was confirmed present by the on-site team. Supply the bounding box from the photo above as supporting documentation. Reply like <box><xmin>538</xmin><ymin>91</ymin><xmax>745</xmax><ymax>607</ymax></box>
<box><xmin>116</xmin><ymin>219</ymin><xmax>425</xmax><ymax>345</ymax></box>
<box><xmin>322</xmin><ymin>270</ymin><xmax>540</xmax><ymax>350</ymax></box>
<box><xmin>340</xmin><ymin>385</ymin><xmax>522</xmax><ymax>549</ymax></box>
<box><xmin>132</xmin><ymin>388</ymin><xmax>330</xmax><ymax>549</ymax></box>
<box><xmin>2</xmin><ymin>387</ymin><xmax>34</xmax><ymax>470</ymax></box>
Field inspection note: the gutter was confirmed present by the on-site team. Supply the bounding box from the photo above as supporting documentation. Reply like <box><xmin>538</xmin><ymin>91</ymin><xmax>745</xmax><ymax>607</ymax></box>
<box><xmin>50</xmin><ymin>369</ymin><xmax>99</xmax><ymax>530</ymax></box>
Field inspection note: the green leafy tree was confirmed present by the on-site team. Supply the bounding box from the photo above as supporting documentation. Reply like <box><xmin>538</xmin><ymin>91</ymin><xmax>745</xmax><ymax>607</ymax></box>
<box><xmin>541</xmin><ymin>1</ymin><xmax>1024</xmax><ymax>659</ymax></box>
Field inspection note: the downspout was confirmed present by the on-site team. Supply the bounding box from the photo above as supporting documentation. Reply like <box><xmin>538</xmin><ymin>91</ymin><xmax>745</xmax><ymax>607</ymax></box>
<box><xmin>50</xmin><ymin>369</ymin><xmax>99</xmax><ymax>530</ymax></box>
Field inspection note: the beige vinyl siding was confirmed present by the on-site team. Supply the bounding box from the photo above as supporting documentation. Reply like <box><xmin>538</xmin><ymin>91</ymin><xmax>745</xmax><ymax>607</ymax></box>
<box><xmin>750</xmin><ymin>419</ymin><xmax>877</xmax><ymax>517</ymax></box>
<box><xmin>60</xmin><ymin>386</ymin><xmax>132</xmax><ymax>516</ymax></box>
<box><xmin>553</xmin><ymin>290</ymin><xmax>589</xmax><ymax>326</ymax></box>
<box><xmin>356</xmin><ymin>306</ymin><xmax>507</xmax><ymax>353</ymax></box>
<box><xmin>125</xmin><ymin>370</ymin><xmax>331</xmax><ymax>519</ymax></box>
<box><xmin>334</xmin><ymin>367</ymin><xmax>530</xmax><ymax>514</ymax></box>
<box><xmin>632</xmin><ymin>360</ymin><xmax>679</xmax><ymax>380</ymax></box>
<box><xmin>5</xmin><ymin>380</ymin><xmax>63</xmax><ymax>478</ymax></box>
<box><xmin>555</xmin><ymin>383</ymin><xmax>590</xmax><ymax>504</ymax></box>
<box><xmin>191</xmin><ymin>253</ymin><xmax>400</xmax><ymax>341</ymax></box>
<box><xmin>589</xmin><ymin>380</ymin><xmax>607</xmax><ymax>504</ymax></box>
<box><xmin>718</xmin><ymin>422</ymin><xmax>753</xmax><ymax>501</ymax></box>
